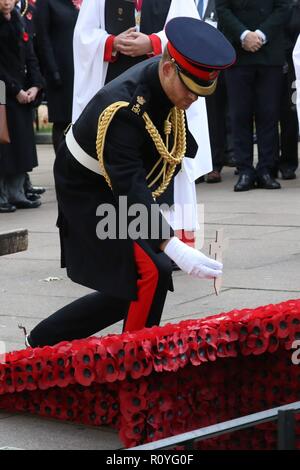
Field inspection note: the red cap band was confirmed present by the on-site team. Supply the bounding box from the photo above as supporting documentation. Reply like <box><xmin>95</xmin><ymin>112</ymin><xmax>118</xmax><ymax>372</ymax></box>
<box><xmin>167</xmin><ymin>42</ymin><xmax>219</xmax><ymax>82</ymax></box>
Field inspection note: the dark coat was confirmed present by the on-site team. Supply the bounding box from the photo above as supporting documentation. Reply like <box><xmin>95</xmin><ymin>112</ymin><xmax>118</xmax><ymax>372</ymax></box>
<box><xmin>105</xmin><ymin>0</ymin><xmax>171</xmax><ymax>83</ymax></box>
<box><xmin>19</xmin><ymin>0</ymin><xmax>37</xmax><ymax>38</ymax></box>
<box><xmin>55</xmin><ymin>57</ymin><xmax>197</xmax><ymax>300</ymax></box>
<box><xmin>35</xmin><ymin>0</ymin><xmax>79</xmax><ymax>123</ymax></box>
<box><xmin>216</xmin><ymin>0</ymin><xmax>290</xmax><ymax>66</ymax></box>
<box><xmin>0</xmin><ymin>9</ymin><xmax>43</xmax><ymax>176</ymax></box>
<box><xmin>203</xmin><ymin>0</ymin><xmax>218</xmax><ymax>21</ymax></box>
<box><xmin>284</xmin><ymin>0</ymin><xmax>300</xmax><ymax>52</ymax></box>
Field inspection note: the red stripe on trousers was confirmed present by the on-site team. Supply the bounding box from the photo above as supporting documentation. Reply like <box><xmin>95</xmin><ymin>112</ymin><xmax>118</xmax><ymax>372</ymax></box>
<box><xmin>124</xmin><ymin>242</ymin><xmax>159</xmax><ymax>332</ymax></box>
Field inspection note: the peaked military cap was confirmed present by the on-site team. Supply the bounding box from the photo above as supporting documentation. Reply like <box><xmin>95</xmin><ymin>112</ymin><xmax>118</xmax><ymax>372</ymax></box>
<box><xmin>165</xmin><ymin>17</ymin><xmax>236</xmax><ymax>96</ymax></box>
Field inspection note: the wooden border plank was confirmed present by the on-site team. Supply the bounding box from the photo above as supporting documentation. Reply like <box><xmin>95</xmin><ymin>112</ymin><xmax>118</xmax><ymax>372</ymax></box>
<box><xmin>0</xmin><ymin>229</ymin><xmax>28</xmax><ymax>256</ymax></box>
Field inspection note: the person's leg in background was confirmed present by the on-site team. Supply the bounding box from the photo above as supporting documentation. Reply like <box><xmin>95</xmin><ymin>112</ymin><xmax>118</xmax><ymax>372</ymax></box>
<box><xmin>255</xmin><ymin>65</ymin><xmax>282</xmax><ymax>189</ymax></box>
<box><xmin>226</xmin><ymin>66</ymin><xmax>256</xmax><ymax>191</ymax></box>
<box><xmin>7</xmin><ymin>173</ymin><xmax>41</xmax><ymax>209</ymax></box>
<box><xmin>278</xmin><ymin>54</ymin><xmax>299</xmax><ymax>179</ymax></box>
<box><xmin>205</xmin><ymin>73</ymin><xmax>227</xmax><ymax>183</ymax></box>
<box><xmin>0</xmin><ymin>175</ymin><xmax>16</xmax><ymax>213</ymax></box>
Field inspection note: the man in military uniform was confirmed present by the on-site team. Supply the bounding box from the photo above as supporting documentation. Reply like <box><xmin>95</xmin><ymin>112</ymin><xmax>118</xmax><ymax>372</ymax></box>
<box><xmin>25</xmin><ymin>18</ymin><xmax>235</xmax><ymax>348</ymax></box>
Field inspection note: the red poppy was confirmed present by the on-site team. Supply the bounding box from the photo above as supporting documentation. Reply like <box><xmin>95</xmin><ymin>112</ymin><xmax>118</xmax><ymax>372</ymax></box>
<box><xmin>56</xmin><ymin>367</ymin><xmax>73</xmax><ymax>388</ymax></box>
<box><xmin>74</xmin><ymin>364</ymin><xmax>95</xmax><ymax>387</ymax></box>
<box><xmin>23</xmin><ymin>32</ymin><xmax>29</xmax><ymax>42</ymax></box>
<box><xmin>73</xmin><ymin>348</ymin><xmax>95</xmax><ymax>368</ymax></box>
<box><xmin>216</xmin><ymin>341</ymin><xmax>237</xmax><ymax>358</ymax></box>
<box><xmin>252</xmin><ymin>336</ymin><xmax>270</xmax><ymax>355</ymax></box>
<box><xmin>104</xmin><ymin>337</ymin><xmax>125</xmax><ymax>358</ymax></box>
<box><xmin>276</xmin><ymin>317</ymin><xmax>291</xmax><ymax>338</ymax></box>
<box><xmin>96</xmin><ymin>357</ymin><xmax>119</xmax><ymax>383</ymax></box>
<box><xmin>120</xmin><ymin>392</ymin><xmax>147</xmax><ymax>421</ymax></box>
<box><xmin>218</xmin><ymin>322</ymin><xmax>239</xmax><ymax>342</ymax></box>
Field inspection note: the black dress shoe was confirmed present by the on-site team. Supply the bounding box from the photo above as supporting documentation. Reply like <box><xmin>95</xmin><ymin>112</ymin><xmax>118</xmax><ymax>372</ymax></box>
<box><xmin>0</xmin><ymin>202</ymin><xmax>17</xmax><ymax>213</ymax></box>
<box><xmin>257</xmin><ymin>174</ymin><xmax>281</xmax><ymax>189</ymax></box>
<box><xmin>234</xmin><ymin>174</ymin><xmax>256</xmax><ymax>192</ymax></box>
<box><xmin>26</xmin><ymin>193</ymin><xmax>41</xmax><ymax>202</ymax></box>
<box><xmin>13</xmin><ymin>199</ymin><xmax>42</xmax><ymax>209</ymax></box>
<box><xmin>30</xmin><ymin>186</ymin><xmax>46</xmax><ymax>195</ymax></box>
<box><xmin>280</xmin><ymin>168</ymin><xmax>296</xmax><ymax>180</ymax></box>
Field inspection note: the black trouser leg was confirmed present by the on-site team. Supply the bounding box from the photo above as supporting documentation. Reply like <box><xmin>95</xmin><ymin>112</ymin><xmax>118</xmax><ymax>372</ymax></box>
<box><xmin>0</xmin><ymin>176</ymin><xmax>8</xmax><ymax>204</ymax></box>
<box><xmin>279</xmin><ymin>54</ymin><xmax>299</xmax><ymax>172</ymax></box>
<box><xmin>29</xmin><ymin>292</ymin><xmax>129</xmax><ymax>347</ymax></box>
<box><xmin>255</xmin><ymin>66</ymin><xmax>283</xmax><ymax>176</ymax></box>
<box><xmin>225</xmin><ymin>66</ymin><xmax>256</xmax><ymax>177</ymax></box>
<box><xmin>205</xmin><ymin>74</ymin><xmax>227</xmax><ymax>172</ymax></box>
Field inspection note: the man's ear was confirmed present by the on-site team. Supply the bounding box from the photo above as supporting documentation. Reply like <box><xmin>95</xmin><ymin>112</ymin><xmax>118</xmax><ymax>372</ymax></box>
<box><xmin>161</xmin><ymin>60</ymin><xmax>175</xmax><ymax>79</ymax></box>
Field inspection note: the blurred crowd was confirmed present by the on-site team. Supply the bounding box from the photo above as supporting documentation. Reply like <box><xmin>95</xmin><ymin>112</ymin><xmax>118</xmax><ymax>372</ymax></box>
<box><xmin>0</xmin><ymin>0</ymin><xmax>299</xmax><ymax>215</ymax></box>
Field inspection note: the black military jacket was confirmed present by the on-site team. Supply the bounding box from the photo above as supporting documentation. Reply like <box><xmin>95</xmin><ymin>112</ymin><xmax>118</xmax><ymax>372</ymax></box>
<box><xmin>55</xmin><ymin>57</ymin><xmax>197</xmax><ymax>300</ymax></box>
<box><xmin>216</xmin><ymin>0</ymin><xmax>290</xmax><ymax>66</ymax></box>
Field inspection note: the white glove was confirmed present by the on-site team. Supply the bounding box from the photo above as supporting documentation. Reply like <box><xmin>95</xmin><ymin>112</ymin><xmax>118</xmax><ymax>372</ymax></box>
<box><xmin>164</xmin><ymin>237</ymin><xmax>223</xmax><ymax>279</ymax></box>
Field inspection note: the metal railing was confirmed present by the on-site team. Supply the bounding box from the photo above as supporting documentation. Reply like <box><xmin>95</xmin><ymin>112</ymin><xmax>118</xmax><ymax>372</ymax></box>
<box><xmin>129</xmin><ymin>401</ymin><xmax>300</xmax><ymax>451</ymax></box>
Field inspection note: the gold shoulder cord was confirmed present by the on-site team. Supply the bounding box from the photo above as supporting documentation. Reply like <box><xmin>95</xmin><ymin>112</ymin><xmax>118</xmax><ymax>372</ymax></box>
<box><xmin>20</xmin><ymin>0</ymin><xmax>29</xmax><ymax>17</ymax></box>
<box><xmin>96</xmin><ymin>101</ymin><xmax>187</xmax><ymax>199</ymax></box>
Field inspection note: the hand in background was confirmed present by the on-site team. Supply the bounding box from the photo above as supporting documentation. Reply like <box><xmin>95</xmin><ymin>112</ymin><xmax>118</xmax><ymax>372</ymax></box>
<box><xmin>242</xmin><ymin>32</ymin><xmax>263</xmax><ymax>53</ymax></box>
<box><xmin>113</xmin><ymin>27</ymin><xmax>137</xmax><ymax>53</ymax></box>
<box><xmin>16</xmin><ymin>90</ymin><xmax>30</xmax><ymax>104</ymax></box>
<box><xmin>26</xmin><ymin>87</ymin><xmax>40</xmax><ymax>103</ymax></box>
<box><xmin>116</xmin><ymin>32</ymin><xmax>152</xmax><ymax>57</ymax></box>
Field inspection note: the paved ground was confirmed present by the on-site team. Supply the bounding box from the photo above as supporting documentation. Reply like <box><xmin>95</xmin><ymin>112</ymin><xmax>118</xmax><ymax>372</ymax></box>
<box><xmin>0</xmin><ymin>144</ymin><xmax>299</xmax><ymax>449</ymax></box>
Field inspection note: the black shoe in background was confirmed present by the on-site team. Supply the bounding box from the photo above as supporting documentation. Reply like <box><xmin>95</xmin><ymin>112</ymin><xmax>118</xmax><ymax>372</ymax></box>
<box><xmin>234</xmin><ymin>174</ymin><xmax>256</xmax><ymax>192</ymax></box>
<box><xmin>256</xmin><ymin>174</ymin><xmax>281</xmax><ymax>189</ymax></box>
<box><xmin>13</xmin><ymin>199</ymin><xmax>42</xmax><ymax>209</ymax></box>
<box><xmin>26</xmin><ymin>193</ymin><xmax>41</xmax><ymax>202</ymax></box>
<box><xmin>280</xmin><ymin>168</ymin><xmax>296</xmax><ymax>180</ymax></box>
<box><xmin>24</xmin><ymin>173</ymin><xmax>46</xmax><ymax>195</ymax></box>
<box><xmin>0</xmin><ymin>202</ymin><xmax>16</xmax><ymax>213</ymax></box>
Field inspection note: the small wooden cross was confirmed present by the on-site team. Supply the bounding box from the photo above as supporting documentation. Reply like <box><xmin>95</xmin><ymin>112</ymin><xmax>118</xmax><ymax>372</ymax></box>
<box><xmin>0</xmin><ymin>229</ymin><xmax>28</xmax><ymax>257</ymax></box>
<box><xmin>209</xmin><ymin>229</ymin><xmax>228</xmax><ymax>296</ymax></box>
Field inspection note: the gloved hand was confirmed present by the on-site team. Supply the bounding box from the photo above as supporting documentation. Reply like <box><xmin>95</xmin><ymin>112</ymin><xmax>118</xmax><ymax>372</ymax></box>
<box><xmin>164</xmin><ymin>237</ymin><xmax>223</xmax><ymax>279</ymax></box>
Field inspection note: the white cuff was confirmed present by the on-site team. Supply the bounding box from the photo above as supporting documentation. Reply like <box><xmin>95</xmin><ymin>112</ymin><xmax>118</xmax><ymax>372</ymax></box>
<box><xmin>240</xmin><ymin>30</ymin><xmax>250</xmax><ymax>43</ymax></box>
<box><xmin>255</xmin><ymin>29</ymin><xmax>267</xmax><ymax>44</ymax></box>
